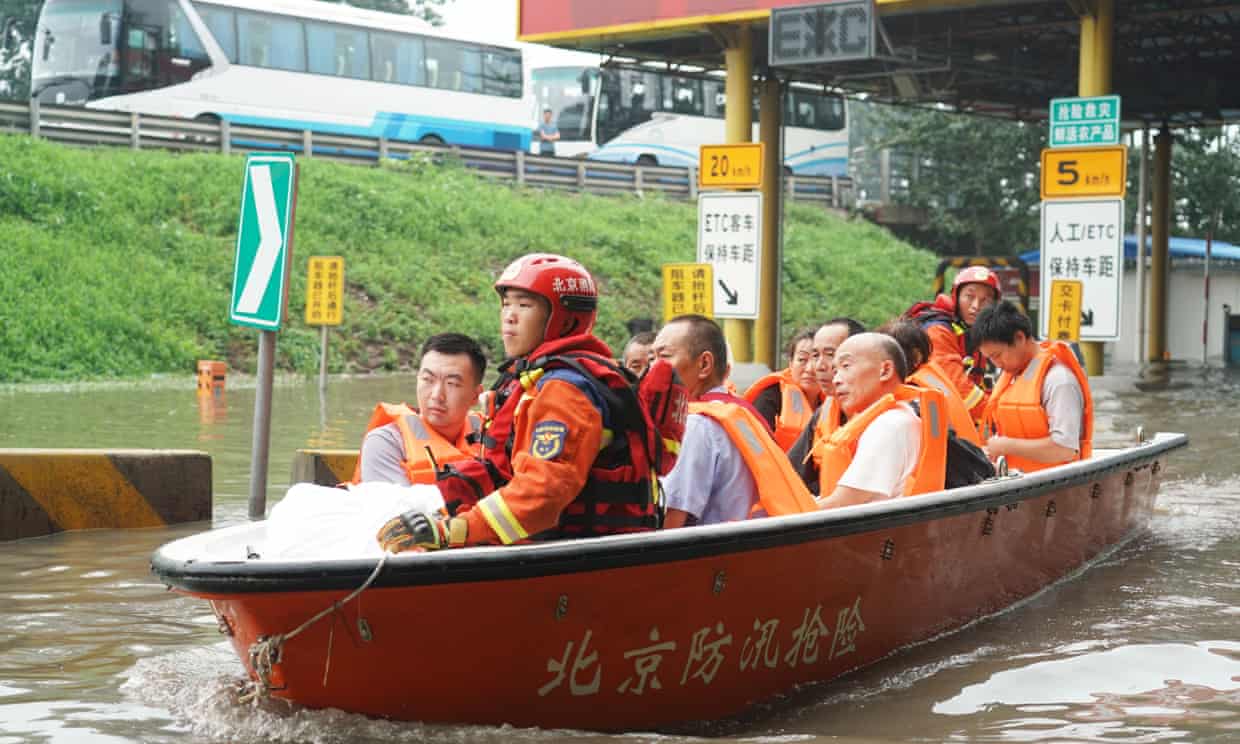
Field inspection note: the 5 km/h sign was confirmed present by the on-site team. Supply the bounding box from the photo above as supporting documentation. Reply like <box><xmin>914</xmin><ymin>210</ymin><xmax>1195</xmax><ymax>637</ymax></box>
<box><xmin>699</xmin><ymin>143</ymin><xmax>763</xmax><ymax>189</ymax></box>
<box><xmin>230</xmin><ymin>153</ymin><xmax>298</xmax><ymax>330</ymax></box>
<box><xmin>1040</xmin><ymin>146</ymin><xmax>1127</xmax><ymax>199</ymax></box>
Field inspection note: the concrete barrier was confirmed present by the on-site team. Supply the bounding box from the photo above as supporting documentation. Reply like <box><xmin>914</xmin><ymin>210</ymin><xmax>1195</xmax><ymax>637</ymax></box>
<box><xmin>291</xmin><ymin>449</ymin><xmax>359</xmax><ymax>487</ymax></box>
<box><xmin>0</xmin><ymin>449</ymin><xmax>211</xmax><ymax>541</ymax></box>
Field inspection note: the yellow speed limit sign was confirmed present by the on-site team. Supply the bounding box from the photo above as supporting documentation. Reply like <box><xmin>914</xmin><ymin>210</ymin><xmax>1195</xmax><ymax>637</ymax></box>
<box><xmin>698</xmin><ymin>143</ymin><xmax>764</xmax><ymax>189</ymax></box>
<box><xmin>1040</xmin><ymin>146</ymin><xmax>1127</xmax><ymax>199</ymax></box>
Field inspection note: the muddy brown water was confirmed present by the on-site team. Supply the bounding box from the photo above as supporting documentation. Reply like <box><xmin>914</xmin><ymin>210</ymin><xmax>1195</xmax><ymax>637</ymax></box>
<box><xmin>1</xmin><ymin>364</ymin><xmax>1237</xmax><ymax>743</ymax></box>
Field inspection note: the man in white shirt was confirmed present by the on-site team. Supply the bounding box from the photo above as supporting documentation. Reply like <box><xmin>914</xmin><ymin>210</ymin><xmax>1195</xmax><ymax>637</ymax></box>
<box><xmin>817</xmin><ymin>333</ymin><xmax>921</xmax><ymax>508</ymax></box>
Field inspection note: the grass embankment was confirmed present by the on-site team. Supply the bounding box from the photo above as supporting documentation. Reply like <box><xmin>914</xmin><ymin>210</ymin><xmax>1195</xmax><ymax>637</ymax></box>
<box><xmin>0</xmin><ymin>134</ymin><xmax>938</xmax><ymax>383</ymax></box>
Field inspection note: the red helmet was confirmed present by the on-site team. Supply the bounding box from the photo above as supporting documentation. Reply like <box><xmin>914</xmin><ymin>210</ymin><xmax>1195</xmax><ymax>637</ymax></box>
<box><xmin>952</xmin><ymin>265</ymin><xmax>1001</xmax><ymax>303</ymax></box>
<box><xmin>494</xmin><ymin>253</ymin><xmax>598</xmax><ymax>340</ymax></box>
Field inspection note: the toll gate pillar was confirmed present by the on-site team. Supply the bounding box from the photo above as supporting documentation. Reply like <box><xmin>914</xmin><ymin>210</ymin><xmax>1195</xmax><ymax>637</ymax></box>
<box><xmin>724</xmin><ymin>25</ymin><xmax>754</xmax><ymax>363</ymax></box>
<box><xmin>756</xmin><ymin>76</ymin><xmax>783</xmax><ymax>370</ymax></box>
<box><xmin>1150</xmin><ymin>128</ymin><xmax>1172</xmax><ymax>361</ymax></box>
<box><xmin>1076</xmin><ymin>0</ymin><xmax>1114</xmax><ymax>375</ymax></box>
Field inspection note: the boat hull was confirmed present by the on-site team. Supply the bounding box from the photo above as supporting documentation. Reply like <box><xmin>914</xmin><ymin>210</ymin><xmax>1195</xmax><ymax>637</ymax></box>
<box><xmin>152</xmin><ymin>434</ymin><xmax>1185</xmax><ymax>730</ymax></box>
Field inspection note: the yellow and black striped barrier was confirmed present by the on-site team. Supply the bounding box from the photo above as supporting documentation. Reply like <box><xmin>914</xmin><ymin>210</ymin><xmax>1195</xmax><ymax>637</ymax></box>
<box><xmin>931</xmin><ymin>256</ymin><xmax>1031</xmax><ymax>314</ymax></box>
<box><xmin>0</xmin><ymin>449</ymin><xmax>211</xmax><ymax>541</ymax></box>
<box><xmin>291</xmin><ymin>449</ymin><xmax>359</xmax><ymax>487</ymax></box>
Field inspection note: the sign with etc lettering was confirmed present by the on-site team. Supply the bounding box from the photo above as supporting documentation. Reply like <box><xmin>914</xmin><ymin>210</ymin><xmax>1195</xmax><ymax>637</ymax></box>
<box><xmin>1049</xmin><ymin>95</ymin><xmax>1121</xmax><ymax>148</ymax></box>
<box><xmin>1039</xmin><ymin>199</ymin><xmax>1124</xmax><ymax>341</ymax></box>
<box><xmin>1041</xmin><ymin>146</ymin><xmax>1127</xmax><ymax>199</ymax></box>
<box><xmin>662</xmin><ymin>263</ymin><xmax>714</xmax><ymax>323</ymax></box>
<box><xmin>769</xmin><ymin>0</ymin><xmax>875</xmax><ymax>67</ymax></box>
<box><xmin>306</xmin><ymin>256</ymin><xmax>345</xmax><ymax>326</ymax></box>
<box><xmin>699</xmin><ymin>143</ymin><xmax>764</xmax><ymax>189</ymax></box>
<box><xmin>697</xmin><ymin>192</ymin><xmax>763</xmax><ymax>320</ymax></box>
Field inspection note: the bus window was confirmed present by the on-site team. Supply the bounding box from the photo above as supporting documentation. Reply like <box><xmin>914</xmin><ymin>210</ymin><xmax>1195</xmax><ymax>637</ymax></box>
<box><xmin>481</xmin><ymin>48</ymin><xmax>520</xmax><ymax>98</ymax></box>
<box><xmin>425</xmin><ymin>38</ymin><xmax>481</xmax><ymax>93</ymax></box>
<box><xmin>371</xmin><ymin>32</ymin><xmax>424</xmax><ymax>86</ymax></box>
<box><xmin>237</xmin><ymin>10</ymin><xmax>304</xmax><ymax>72</ymax></box>
<box><xmin>597</xmin><ymin>68</ymin><xmax>659</xmax><ymax>144</ymax></box>
<box><xmin>193</xmin><ymin>3</ymin><xmax>235</xmax><ymax>62</ymax></box>
<box><xmin>662</xmin><ymin>75</ymin><xmax>702</xmax><ymax>115</ymax></box>
<box><xmin>703</xmin><ymin>78</ymin><xmax>725</xmax><ymax>119</ymax></box>
<box><xmin>307</xmin><ymin>22</ymin><xmax>368</xmax><ymax>80</ymax></box>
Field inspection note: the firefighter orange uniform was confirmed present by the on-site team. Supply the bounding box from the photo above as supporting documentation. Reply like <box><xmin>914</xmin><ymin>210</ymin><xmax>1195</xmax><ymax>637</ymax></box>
<box><xmin>905</xmin><ymin>266</ymin><xmax>1002</xmax><ymax>422</ymax></box>
<box><xmin>377</xmin><ymin>254</ymin><xmax>660</xmax><ymax>553</ymax></box>
<box><xmin>982</xmin><ymin>340</ymin><xmax>1093</xmax><ymax>473</ymax></box>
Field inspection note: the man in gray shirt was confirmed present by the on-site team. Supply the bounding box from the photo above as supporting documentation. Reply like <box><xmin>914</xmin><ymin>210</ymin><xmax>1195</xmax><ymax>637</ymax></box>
<box><xmin>358</xmin><ymin>333</ymin><xmax>485</xmax><ymax>485</ymax></box>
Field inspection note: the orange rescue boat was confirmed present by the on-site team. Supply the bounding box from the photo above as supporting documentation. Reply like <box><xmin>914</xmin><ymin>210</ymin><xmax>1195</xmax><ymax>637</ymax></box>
<box><xmin>150</xmin><ymin>431</ymin><xmax>1186</xmax><ymax>731</ymax></box>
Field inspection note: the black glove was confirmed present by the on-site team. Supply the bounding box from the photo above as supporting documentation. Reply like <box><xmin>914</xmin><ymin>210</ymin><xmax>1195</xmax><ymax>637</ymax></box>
<box><xmin>377</xmin><ymin>510</ymin><xmax>456</xmax><ymax>553</ymax></box>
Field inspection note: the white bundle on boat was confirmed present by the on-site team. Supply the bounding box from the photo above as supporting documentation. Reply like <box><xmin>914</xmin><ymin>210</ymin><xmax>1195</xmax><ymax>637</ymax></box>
<box><xmin>263</xmin><ymin>481</ymin><xmax>445</xmax><ymax>560</ymax></box>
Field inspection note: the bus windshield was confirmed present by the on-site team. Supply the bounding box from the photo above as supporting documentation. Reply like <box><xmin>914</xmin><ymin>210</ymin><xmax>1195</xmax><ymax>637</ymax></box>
<box><xmin>32</xmin><ymin>0</ymin><xmax>212</xmax><ymax>104</ymax></box>
<box><xmin>31</xmin><ymin>0</ymin><xmax>123</xmax><ymax>103</ymax></box>
<box><xmin>532</xmin><ymin>66</ymin><xmax>597</xmax><ymax>142</ymax></box>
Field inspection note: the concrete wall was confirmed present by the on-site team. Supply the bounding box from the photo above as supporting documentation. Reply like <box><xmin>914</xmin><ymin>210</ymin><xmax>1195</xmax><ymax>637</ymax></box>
<box><xmin>1111</xmin><ymin>261</ymin><xmax>1240</xmax><ymax>363</ymax></box>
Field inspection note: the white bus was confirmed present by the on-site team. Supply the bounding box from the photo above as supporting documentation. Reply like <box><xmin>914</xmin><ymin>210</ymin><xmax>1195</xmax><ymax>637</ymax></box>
<box><xmin>533</xmin><ymin>62</ymin><xmax>849</xmax><ymax>175</ymax></box>
<box><xmin>29</xmin><ymin>0</ymin><xmax>533</xmax><ymax>151</ymax></box>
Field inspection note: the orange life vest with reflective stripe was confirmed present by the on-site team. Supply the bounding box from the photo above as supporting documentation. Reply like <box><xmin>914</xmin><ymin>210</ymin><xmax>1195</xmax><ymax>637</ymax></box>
<box><xmin>688</xmin><ymin>400</ymin><xmax>819</xmax><ymax>517</ymax></box>
<box><xmin>909</xmin><ymin>360</ymin><xmax>982</xmax><ymax>446</ymax></box>
<box><xmin>743</xmin><ymin>368</ymin><xmax>817</xmax><ymax>452</ymax></box>
<box><xmin>813</xmin><ymin>385</ymin><xmax>948</xmax><ymax>499</ymax></box>
<box><xmin>349</xmin><ymin>402</ymin><xmax>480</xmax><ymax>485</ymax></box>
<box><xmin>981</xmin><ymin>341</ymin><xmax>1093</xmax><ymax>473</ymax></box>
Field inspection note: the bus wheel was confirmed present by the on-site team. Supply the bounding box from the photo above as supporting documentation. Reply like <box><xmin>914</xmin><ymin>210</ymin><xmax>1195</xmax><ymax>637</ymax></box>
<box><xmin>419</xmin><ymin>134</ymin><xmax>445</xmax><ymax>146</ymax></box>
<box><xmin>193</xmin><ymin>113</ymin><xmax>221</xmax><ymax>145</ymax></box>
<box><xmin>635</xmin><ymin>154</ymin><xmax>657</xmax><ymax>167</ymax></box>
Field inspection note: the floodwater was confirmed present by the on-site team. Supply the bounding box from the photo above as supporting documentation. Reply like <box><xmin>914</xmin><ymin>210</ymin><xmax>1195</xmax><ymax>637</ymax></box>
<box><xmin>1</xmin><ymin>363</ymin><xmax>1237</xmax><ymax>743</ymax></box>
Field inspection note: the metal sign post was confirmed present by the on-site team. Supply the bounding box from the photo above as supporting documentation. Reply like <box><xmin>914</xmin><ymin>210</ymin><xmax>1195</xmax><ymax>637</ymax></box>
<box><xmin>230</xmin><ymin>152</ymin><xmax>298</xmax><ymax>520</ymax></box>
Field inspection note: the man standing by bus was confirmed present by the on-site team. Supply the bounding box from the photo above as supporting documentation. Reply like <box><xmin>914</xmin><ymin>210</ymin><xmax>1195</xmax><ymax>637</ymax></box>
<box><xmin>536</xmin><ymin>108</ymin><xmax>560</xmax><ymax>156</ymax></box>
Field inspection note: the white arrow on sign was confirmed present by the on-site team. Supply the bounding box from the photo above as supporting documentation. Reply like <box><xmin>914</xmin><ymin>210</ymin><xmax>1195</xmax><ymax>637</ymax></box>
<box><xmin>235</xmin><ymin>164</ymin><xmax>283</xmax><ymax>315</ymax></box>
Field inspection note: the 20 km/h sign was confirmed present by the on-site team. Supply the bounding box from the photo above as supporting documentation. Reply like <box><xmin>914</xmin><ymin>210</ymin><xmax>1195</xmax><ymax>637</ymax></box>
<box><xmin>699</xmin><ymin>143</ymin><xmax>764</xmax><ymax>189</ymax></box>
<box><xmin>230</xmin><ymin>153</ymin><xmax>298</xmax><ymax>330</ymax></box>
<box><xmin>1040</xmin><ymin>146</ymin><xmax>1127</xmax><ymax>200</ymax></box>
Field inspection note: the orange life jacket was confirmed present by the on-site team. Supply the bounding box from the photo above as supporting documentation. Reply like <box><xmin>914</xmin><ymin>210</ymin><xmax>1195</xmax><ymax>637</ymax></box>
<box><xmin>908</xmin><ymin>360</ymin><xmax>983</xmax><ymax>446</ymax></box>
<box><xmin>812</xmin><ymin>385</ymin><xmax>948</xmax><ymax>499</ymax></box>
<box><xmin>688</xmin><ymin>400</ymin><xmax>819</xmax><ymax>517</ymax></box>
<box><xmin>981</xmin><ymin>341</ymin><xmax>1094</xmax><ymax>473</ymax></box>
<box><xmin>743</xmin><ymin>368</ymin><xmax>818</xmax><ymax>452</ymax></box>
<box><xmin>349</xmin><ymin>402</ymin><xmax>480</xmax><ymax>485</ymax></box>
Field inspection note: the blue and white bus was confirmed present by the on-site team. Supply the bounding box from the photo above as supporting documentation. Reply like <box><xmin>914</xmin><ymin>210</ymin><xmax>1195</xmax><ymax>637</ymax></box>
<box><xmin>533</xmin><ymin>62</ymin><xmax>849</xmax><ymax>175</ymax></box>
<box><xmin>30</xmin><ymin>0</ymin><xmax>532</xmax><ymax>151</ymax></box>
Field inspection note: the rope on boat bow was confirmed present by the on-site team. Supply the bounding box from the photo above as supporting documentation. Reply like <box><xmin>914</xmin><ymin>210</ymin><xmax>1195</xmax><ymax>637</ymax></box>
<box><xmin>238</xmin><ymin>552</ymin><xmax>389</xmax><ymax>704</ymax></box>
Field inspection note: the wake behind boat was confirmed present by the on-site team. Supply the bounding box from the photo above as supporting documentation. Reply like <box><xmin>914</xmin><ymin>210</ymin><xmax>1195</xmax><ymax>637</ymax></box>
<box><xmin>150</xmin><ymin>431</ymin><xmax>1186</xmax><ymax>731</ymax></box>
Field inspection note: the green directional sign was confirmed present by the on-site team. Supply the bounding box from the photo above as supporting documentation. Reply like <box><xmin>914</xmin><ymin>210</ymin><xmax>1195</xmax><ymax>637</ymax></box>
<box><xmin>1049</xmin><ymin>95</ymin><xmax>1121</xmax><ymax>148</ymax></box>
<box><xmin>230</xmin><ymin>153</ymin><xmax>298</xmax><ymax>330</ymax></box>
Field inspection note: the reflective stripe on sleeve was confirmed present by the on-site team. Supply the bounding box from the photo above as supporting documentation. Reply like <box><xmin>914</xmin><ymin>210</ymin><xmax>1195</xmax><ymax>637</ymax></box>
<box><xmin>963</xmin><ymin>385</ymin><xmax>985</xmax><ymax>409</ymax></box>
<box><xmin>478</xmin><ymin>491</ymin><xmax>529</xmax><ymax>545</ymax></box>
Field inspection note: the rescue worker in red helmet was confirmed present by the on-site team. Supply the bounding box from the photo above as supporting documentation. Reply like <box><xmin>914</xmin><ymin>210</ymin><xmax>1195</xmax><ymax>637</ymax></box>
<box><xmin>903</xmin><ymin>266</ymin><xmax>1001</xmax><ymax>427</ymax></box>
<box><xmin>377</xmin><ymin>253</ymin><xmax>660</xmax><ymax>552</ymax></box>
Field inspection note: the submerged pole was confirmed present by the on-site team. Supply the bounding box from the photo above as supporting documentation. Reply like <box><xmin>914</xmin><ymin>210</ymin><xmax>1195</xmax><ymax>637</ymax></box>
<box><xmin>248</xmin><ymin>331</ymin><xmax>276</xmax><ymax>520</ymax></box>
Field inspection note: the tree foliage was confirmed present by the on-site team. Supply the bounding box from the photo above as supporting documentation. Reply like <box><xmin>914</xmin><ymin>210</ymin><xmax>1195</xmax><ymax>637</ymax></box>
<box><xmin>1170</xmin><ymin>128</ymin><xmax>1240</xmax><ymax>244</ymax></box>
<box><xmin>852</xmin><ymin>101</ymin><xmax>1045</xmax><ymax>256</ymax></box>
<box><xmin>0</xmin><ymin>0</ymin><xmax>38</xmax><ymax>100</ymax></box>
